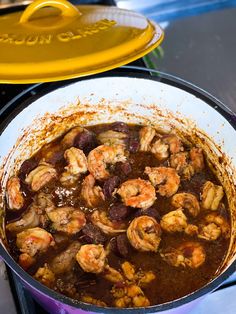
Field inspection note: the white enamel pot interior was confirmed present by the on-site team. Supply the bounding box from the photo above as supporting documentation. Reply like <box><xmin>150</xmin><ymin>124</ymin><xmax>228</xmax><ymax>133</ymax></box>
<box><xmin>0</xmin><ymin>71</ymin><xmax>236</xmax><ymax>314</ymax></box>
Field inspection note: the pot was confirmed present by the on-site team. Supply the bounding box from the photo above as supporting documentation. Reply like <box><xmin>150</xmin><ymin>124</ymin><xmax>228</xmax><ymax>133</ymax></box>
<box><xmin>0</xmin><ymin>68</ymin><xmax>235</xmax><ymax>313</ymax></box>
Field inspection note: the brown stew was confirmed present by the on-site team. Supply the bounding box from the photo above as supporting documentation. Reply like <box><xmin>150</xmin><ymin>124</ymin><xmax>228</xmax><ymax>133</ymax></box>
<box><xmin>5</xmin><ymin>123</ymin><xmax>230</xmax><ymax>308</ymax></box>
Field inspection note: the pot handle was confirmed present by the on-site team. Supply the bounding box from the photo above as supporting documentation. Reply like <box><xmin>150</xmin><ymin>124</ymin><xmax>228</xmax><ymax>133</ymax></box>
<box><xmin>19</xmin><ymin>0</ymin><xmax>81</xmax><ymax>24</ymax></box>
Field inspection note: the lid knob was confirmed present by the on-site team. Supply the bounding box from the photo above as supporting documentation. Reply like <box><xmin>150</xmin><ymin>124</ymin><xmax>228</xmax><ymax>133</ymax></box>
<box><xmin>19</xmin><ymin>0</ymin><xmax>81</xmax><ymax>24</ymax></box>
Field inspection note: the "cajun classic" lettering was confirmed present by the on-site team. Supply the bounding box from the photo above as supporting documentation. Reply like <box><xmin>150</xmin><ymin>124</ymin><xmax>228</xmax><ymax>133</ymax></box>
<box><xmin>0</xmin><ymin>19</ymin><xmax>116</xmax><ymax>46</ymax></box>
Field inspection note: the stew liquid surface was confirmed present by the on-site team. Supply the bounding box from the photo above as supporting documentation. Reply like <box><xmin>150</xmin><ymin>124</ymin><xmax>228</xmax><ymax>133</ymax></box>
<box><xmin>5</xmin><ymin>123</ymin><xmax>230</xmax><ymax>308</ymax></box>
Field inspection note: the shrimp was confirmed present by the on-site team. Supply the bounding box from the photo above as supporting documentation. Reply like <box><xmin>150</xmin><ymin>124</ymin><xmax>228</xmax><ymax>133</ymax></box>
<box><xmin>16</xmin><ymin>227</ymin><xmax>55</xmax><ymax>269</ymax></box>
<box><xmin>150</xmin><ymin>139</ymin><xmax>169</xmax><ymax>160</ymax></box>
<box><xmin>34</xmin><ymin>264</ymin><xmax>55</xmax><ymax>288</ymax></box>
<box><xmin>189</xmin><ymin>147</ymin><xmax>205</xmax><ymax>173</ymax></box>
<box><xmin>25</xmin><ymin>162</ymin><xmax>57</xmax><ymax>191</ymax></box>
<box><xmin>185</xmin><ymin>224</ymin><xmax>199</xmax><ymax>236</ymax></box>
<box><xmin>201</xmin><ymin>181</ymin><xmax>224</xmax><ymax>210</ymax></box>
<box><xmin>182</xmin><ymin>165</ymin><xmax>195</xmax><ymax>180</ymax></box>
<box><xmin>47</xmin><ymin>207</ymin><xmax>86</xmax><ymax>235</ymax></box>
<box><xmin>98</xmin><ymin>130</ymin><xmax>127</xmax><ymax>147</ymax></box>
<box><xmin>35</xmin><ymin>192</ymin><xmax>55</xmax><ymax>213</ymax></box>
<box><xmin>6</xmin><ymin>191</ymin><xmax>56</xmax><ymax>233</ymax></box>
<box><xmin>91</xmin><ymin>210</ymin><xmax>126</xmax><ymax>235</ymax></box>
<box><xmin>127</xmin><ymin>216</ymin><xmax>161</xmax><ymax>252</ymax></box>
<box><xmin>117</xmin><ymin>178</ymin><xmax>156</xmax><ymax>209</ymax></box>
<box><xmin>81</xmin><ymin>174</ymin><xmax>105</xmax><ymax>207</ymax></box>
<box><xmin>6</xmin><ymin>176</ymin><xmax>24</xmax><ymax>210</ymax></box>
<box><xmin>198</xmin><ymin>213</ymin><xmax>230</xmax><ymax>241</ymax></box>
<box><xmin>139</xmin><ymin>126</ymin><xmax>183</xmax><ymax>157</ymax></box>
<box><xmin>139</xmin><ymin>126</ymin><xmax>156</xmax><ymax>152</ymax></box>
<box><xmin>60</xmin><ymin>147</ymin><xmax>88</xmax><ymax>186</ymax></box>
<box><xmin>104</xmin><ymin>265</ymin><xmax>124</xmax><ymax>283</ymax></box>
<box><xmin>76</xmin><ymin>244</ymin><xmax>106</xmax><ymax>273</ymax></box>
<box><xmin>161</xmin><ymin>241</ymin><xmax>206</xmax><ymax>268</ymax></box>
<box><xmin>61</xmin><ymin>126</ymin><xmax>84</xmax><ymax>148</ymax></box>
<box><xmin>34</xmin><ymin>192</ymin><xmax>55</xmax><ymax>226</ymax></box>
<box><xmin>170</xmin><ymin>152</ymin><xmax>195</xmax><ymax>180</ymax></box>
<box><xmin>145</xmin><ymin>166</ymin><xmax>180</xmax><ymax>197</ymax></box>
<box><xmin>171</xmin><ymin>193</ymin><xmax>200</xmax><ymax>217</ymax></box>
<box><xmin>88</xmin><ymin>145</ymin><xmax>126</xmax><ymax>180</ymax></box>
<box><xmin>160</xmin><ymin>209</ymin><xmax>188</xmax><ymax>233</ymax></box>
<box><xmin>170</xmin><ymin>152</ymin><xmax>189</xmax><ymax>173</ymax></box>
<box><xmin>6</xmin><ymin>206</ymin><xmax>40</xmax><ymax>233</ymax></box>
<box><xmin>162</xmin><ymin>134</ymin><xmax>184</xmax><ymax>154</ymax></box>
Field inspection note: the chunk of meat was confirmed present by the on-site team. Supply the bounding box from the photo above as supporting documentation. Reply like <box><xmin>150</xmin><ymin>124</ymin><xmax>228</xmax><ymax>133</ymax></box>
<box><xmin>134</xmin><ymin>207</ymin><xmax>160</xmax><ymax>221</ymax></box>
<box><xmin>74</xmin><ymin>129</ymin><xmax>98</xmax><ymax>154</ymax></box>
<box><xmin>201</xmin><ymin>181</ymin><xmax>224</xmax><ymax>210</ymax></box>
<box><xmin>81</xmin><ymin>223</ymin><xmax>107</xmax><ymax>244</ymax></box>
<box><xmin>61</xmin><ymin>126</ymin><xmax>84</xmax><ymax>148</ymax></box>
<box><xmin>50</xmin><ymin>241</ymin><xmax>81</xmax><ymax>275</ymax></box>
<box><xmin>110</xmin><ymin>234</ymin><xmax>130</xmax><ymax>257</ymax></box>
<box><xmin>81</xmin><ymin>174</ymin><xmax>105</xmax><ymax>207</ymax></box>
<box><xmin>111</xmin><ymin>121</ymin><xmax>129</xmax><ymax>134</ymax></box>
<box><xmin>40</xmin><ymin>144</ymin><xmax>64</xmax><ymax>166</ymax></box>
<box><xmin>19</xmin><ymin>158</ymin><xmax>38</xmax><ymax>179</ymax></box>
<box><xmin>25</xmin><ymin>162</ymin><xmax>57</xmax><ymax>191</ymax></box>
<box><xmin>128</xmin><ymin>137</ymin><xmax>139</xmax><ymax>153</ymax></box>
<box><xmin>6</xmin><ymin>176</ymin><xmax>24</xmax><ymax>210</ymax></box>
<box><xmin>103</xmin><ymin>176</ymin><xmax>121</xmax><ymax>200</ymax></box>
<box><xmin>76</xmin><ymin>244</ymin><xmax>106</xmax><ymax>274</ymax></box>
<box><xmin>108</xmin><ymin>204</ymin><xmax>130</xmax><ymax>221</ymax></box>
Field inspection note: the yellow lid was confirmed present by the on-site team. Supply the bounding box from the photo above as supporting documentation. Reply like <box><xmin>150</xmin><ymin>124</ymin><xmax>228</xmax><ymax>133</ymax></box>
<box><xmin>0</xmin><ymin>0</ymin><xmax>164</xmax><ymax>83</ymax></box>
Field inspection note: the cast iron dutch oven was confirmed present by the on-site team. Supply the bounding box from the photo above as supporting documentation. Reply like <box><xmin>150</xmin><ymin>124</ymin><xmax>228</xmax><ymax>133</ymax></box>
<box><xmin>0</xmin><ymin>1</ymin><xmax>235</xmax><ymax>313</ymax></box>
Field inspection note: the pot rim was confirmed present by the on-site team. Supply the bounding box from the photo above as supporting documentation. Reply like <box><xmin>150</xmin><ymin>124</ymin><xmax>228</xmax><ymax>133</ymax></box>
<box><xmin>0</xmin><ymin>67</ymin><xmax>236</xmax><ymax>313</ymax></box>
